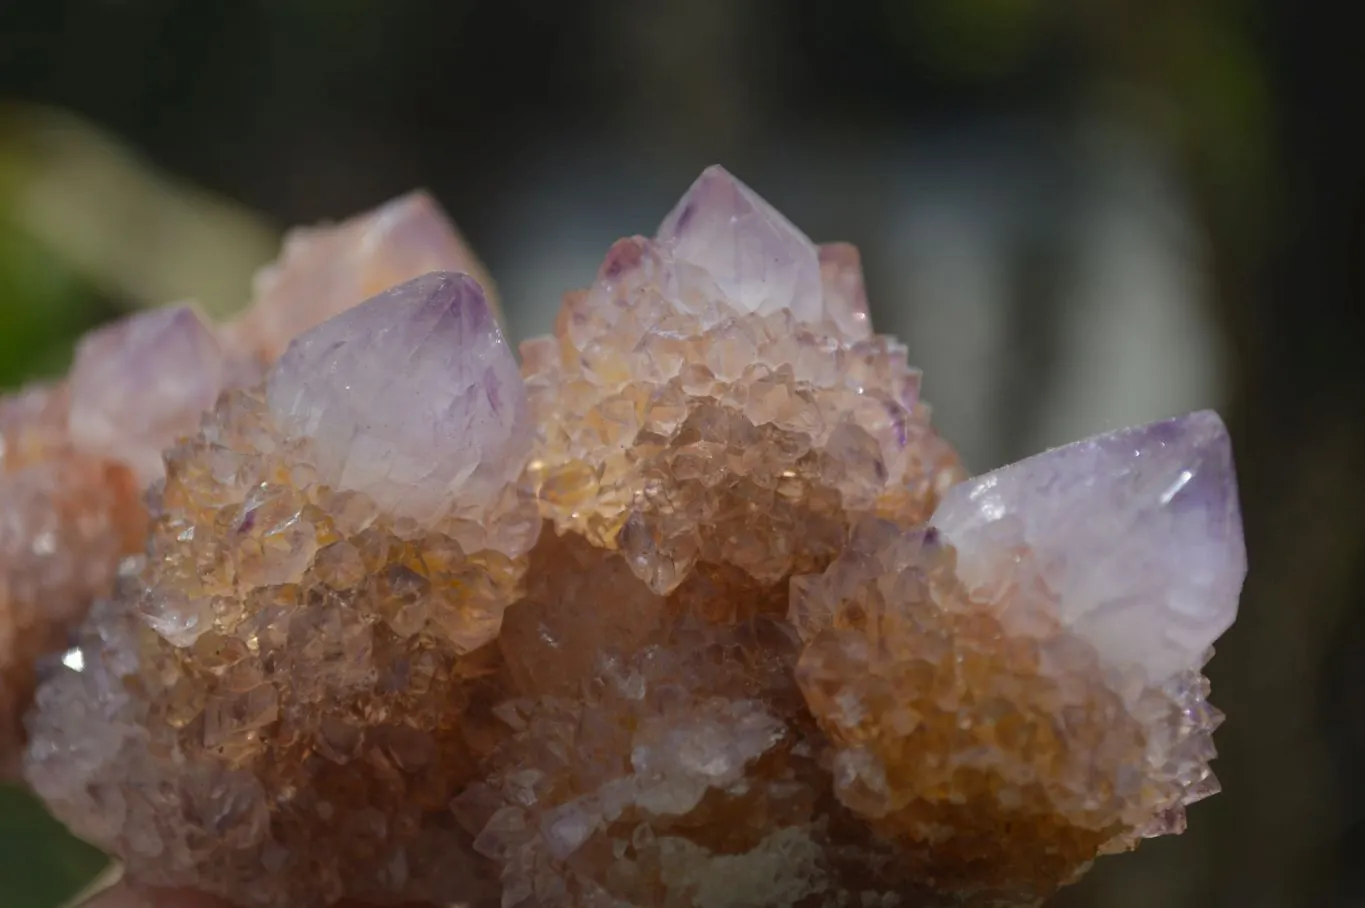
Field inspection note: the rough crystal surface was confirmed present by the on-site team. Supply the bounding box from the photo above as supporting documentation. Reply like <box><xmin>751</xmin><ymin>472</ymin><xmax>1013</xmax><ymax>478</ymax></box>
<box><xmin>524</xmin><ymin>196</ymin><xmax>961</xmax><ymax>595</ymax></box>
<box><xmin>1</xmin><ymin>306</ymin><xmax>227</xmax><ymax>768</ymax></box>
<box><xmin>26</xmin><ymin>291</ymin><xmax>539</xmax><ymax>906</ymax></box>
<box><xmin>657</xmin><ymin>166</ymin><xmax>824</xmax><ymax>323</ymax></box>
<box><xmin>22</xmin><ymin>167</ymin><xmax>1246</xmax><ymax>908</ymax></box>
<box><xmin>3</xmin><ymin>193</ymin><xmax>497</xmax><ymax>774</ymax></box>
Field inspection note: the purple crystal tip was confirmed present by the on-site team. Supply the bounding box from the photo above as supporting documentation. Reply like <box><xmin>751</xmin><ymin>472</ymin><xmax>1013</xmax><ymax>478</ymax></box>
<box><xmin>267</xmin><ymin>271</ymin><xmax>530</xmax><ymax>524</ymax></box>
<box><xmin>656</xmin><ymin>165</ymin><xmax>823</xmax><ymax>323</ymax></box>
<box><xmin>931</xmin><ymin>409</ymin><xmax>1246</xmax><ymax>680</ymax></box>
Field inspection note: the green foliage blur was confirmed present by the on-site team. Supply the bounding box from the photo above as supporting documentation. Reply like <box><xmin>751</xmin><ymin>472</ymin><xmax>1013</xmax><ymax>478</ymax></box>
<box><xmin>0</xmin><ymin>786</ymin><xmax>108</xmax><ymax>908</ymax></box>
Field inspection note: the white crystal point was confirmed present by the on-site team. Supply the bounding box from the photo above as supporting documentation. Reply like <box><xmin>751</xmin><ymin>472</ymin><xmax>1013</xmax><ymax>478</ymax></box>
<box><xmin>931</xmin><ymin>410</ymin><xmax>1246</xmax><ymax>681</ymax></box>
<box><xmin>657</xmin><ymin>165</ymin><xmax>823</xmax><ymax>323</ymax></box>
<box><xmin>267</xmin><ymin>271</ymin><xmax>530</xmax><ymax>524</ymax></box>
<box><xmin>67</xmin><ymin>305</ymin><xmax>225</xmax><ymax>485</ymax></box>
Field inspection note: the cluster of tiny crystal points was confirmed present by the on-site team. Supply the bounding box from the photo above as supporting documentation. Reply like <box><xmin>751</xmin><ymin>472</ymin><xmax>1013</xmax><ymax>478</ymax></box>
<box><xmin>0</xmin><ymin>191</ymin><xmax>486</xmax><ymax>771</ymax></box>
<box><xmin>791</xmin><ymin>519</ymin><xmax>1223</xmax><ymax>897</ymax></box>
<box><xmin>522</xmin><ymin>235</ymin><xmax>964</xmax><ymax>596</ymax></box>
<box><xmin>0</xmin><ymin>383</ymin><xmax>144</xmax><ymax>770</ymax></box>
<box><xmin>21</xmin><ymin>167</ymin><xmax>1244</xmax><ymax>908</ymax></box>
<box><xmin>28</xmin><ymin>385</ymin><xmax>538</xmax><ymax>906</ymax></box>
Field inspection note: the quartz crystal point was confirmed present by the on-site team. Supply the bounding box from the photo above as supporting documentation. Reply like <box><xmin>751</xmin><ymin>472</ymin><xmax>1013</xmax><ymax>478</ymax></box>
<box><xmin>267</xmin><ymin>271</ymin><xmax>529</xmax><ymax>525</ymax></box>
<box><xmin>228</xmin><ymin>191</ymin><xmax>499</xmax><ymax>363</ymax></box>
<box><xmin>4</xmin><ymin>193</ymin><xmax>496</xmax><ymax>773</ymax></box>
<box><xmin>929</xmin><ymin>410</ymin><xmax>1245</xmax><ymax>682</ymax></box>
<box><xmin>788</xmin><ymin>416</ymin><xmax>1243</xmax><ymax>899</ymax></box>
<box><xmin>524</xmin><ymin>167</ymin><xmax>960</xmax><ymax>595</ymax></box>
<box><xmin>24</xmin><ymin>167</ymin><xmax>1246</xmax><ymax>908</ymax></box>
<box><xmin>657</xmin><ymin>165</ymin><xmax>825</xmax><ymax>323</ymax></box>
<box><xmin>67</xmin><ymin>305</ymin><xmax>227</xmax><ymax>486</ymax></box>
<box><xmin>25</xmin><ymin>271</ymin><xmax>540</xmax><ymax>908</ymax></box>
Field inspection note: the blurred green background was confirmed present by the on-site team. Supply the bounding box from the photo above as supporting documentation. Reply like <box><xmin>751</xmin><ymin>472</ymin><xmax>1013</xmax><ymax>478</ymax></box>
<box><xmin>1</xmin><ymin>1</ymin><xmax>1361</xmax><ymax>906</ymax></box>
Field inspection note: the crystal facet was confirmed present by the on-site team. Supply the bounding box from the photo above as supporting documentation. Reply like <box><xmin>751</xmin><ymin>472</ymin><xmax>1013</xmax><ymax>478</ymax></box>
<box><xmin>267</xmin><ymin>271</ymin><xmax>529</xmax><ymax>525</ymax></box>
<box><xmin>930</xmin><ymin>409</ymin><xmax>1245</xmax><ymax>681</ymax></box>
<box><xmin>657</xmin><ymin>165</ymin><xmax>824</xmax><ymax>323</ymax></box>
<box><xmin>19</xmin><ymin>168</ymin><xmax>1246</xmax><ymax>908</ymax></box>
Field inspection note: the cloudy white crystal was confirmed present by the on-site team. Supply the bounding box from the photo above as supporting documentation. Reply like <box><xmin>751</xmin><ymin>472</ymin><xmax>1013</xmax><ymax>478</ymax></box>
<box><xmin>930</xmin><ymin>409</ymin><xmax>1246</xmax><ymax>682</ymax></box>
<box><xmin>266</xmin><ymin>271</ymin><xmax>529</xmax><ymax>525</ymax></box>
<box><xmin>657</xmin><ymin>166</ymin><xmax>824</xmax><ymax>323</ymax></box>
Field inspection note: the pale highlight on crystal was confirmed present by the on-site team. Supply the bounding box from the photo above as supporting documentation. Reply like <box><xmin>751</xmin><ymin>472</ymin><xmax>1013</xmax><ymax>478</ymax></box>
<box><xmin>931</xmin><ymin>410</ymin><xmax>1245</xmax><ymax>681</ymax></box>
<box><xmin>657</xmin><ymin>165</ymin><xmax>824</xmax><ymax>323</ymax></box>
<box><xmin>267</xmin><ymin>271</ymin><xmax>528</xmax><ymax>527</ymax></box>
<box><xmin>22</xmin><ymin>167</ymin><xmax>1246</xmax><ymax>907</ymax></box>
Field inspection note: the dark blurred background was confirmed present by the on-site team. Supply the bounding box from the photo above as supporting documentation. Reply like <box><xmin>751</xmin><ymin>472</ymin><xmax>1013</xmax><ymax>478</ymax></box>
<box><xmin>0</xmin><ymin>1</ymin><xmax>1360</xmax><ymax>906</ymax></box>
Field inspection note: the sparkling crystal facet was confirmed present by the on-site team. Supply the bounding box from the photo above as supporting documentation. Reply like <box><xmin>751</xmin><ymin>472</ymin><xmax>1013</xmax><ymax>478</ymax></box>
<box><xmin>657</xmin><ymin>165</ymin><xmax>824</xmax><ymax>323</ymax></box>
<box><xmin>930</xmin><ymin>410</ymin><xmax>1245</xmax><ymax>681</ymax></box>
<box><xmin>267</xmin><ymin>271</ymin><xmax>529</xmax><ymax>525</ymax></box>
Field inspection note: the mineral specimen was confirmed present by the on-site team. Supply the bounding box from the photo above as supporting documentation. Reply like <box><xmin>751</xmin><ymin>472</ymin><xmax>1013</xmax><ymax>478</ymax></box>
<box><xmin>23</xmin><ymin>166</ymin><xmax>1246</xmax><ymax>908</ymax></box>
<box><xmin>1</xmin><ymin>191</ymin><xmax>491</xmax><ymax>772</ymax></box>
<box><xmin>1</xmin><ymin>306</ymin><xmax>224</xmax><ymax>771</ymax></box>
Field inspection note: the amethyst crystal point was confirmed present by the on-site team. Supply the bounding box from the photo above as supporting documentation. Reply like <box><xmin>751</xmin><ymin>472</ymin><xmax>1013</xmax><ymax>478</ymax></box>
<box><xmin>66</xmin><ymin>305</ymin><xmax>226</xmax><ymax>485</ymax></box>
<box><xmin>657</xmin><ymin>165</ymin><xmax>824</xmax><ymax>323</ymax></box>
<box><xmin>266</xmin><ymin>271</ymin><xmax>529</xmax><ymax>525</ymax></box>
<box><xmin>931</xmin><ymin>409</ymin><xmax>1246</xmax><ymax>680</ymax></box>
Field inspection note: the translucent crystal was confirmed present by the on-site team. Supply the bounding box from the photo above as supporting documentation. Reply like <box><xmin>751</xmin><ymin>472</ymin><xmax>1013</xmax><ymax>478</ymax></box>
<box><xmin>818</xmin><ymin>242</ymin><xmax>873</xmax><ymax>341</ymax></box>
<box><xmin>526</xmin><ymin>170</ymin><xmax>960</xmax><ymax>595</ymax></box>
<box><xmin>657</xmin><ymin>165</ymin><xmax>823</xmax><ymax>323</ymax></box>
<box><xmin>267</xmin><ymin>271</ymin><xmax>530</xmax><ymax>525</ymax></box>
<box><xmin>930</xmin><ymin>410</ymin><xmax>1245</xmax><ymax>681</ymax></box>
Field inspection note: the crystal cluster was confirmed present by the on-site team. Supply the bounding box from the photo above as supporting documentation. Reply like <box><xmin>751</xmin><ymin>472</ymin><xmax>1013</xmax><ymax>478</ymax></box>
<box><xmin>0</xmin><ymin>192</ymin><xmax>489</xmax><ymax>770</ymax></box>
<box><xmin>0</xmin><ymin>306</ymin><xmax>223</xmax><ymax>770</ymax></box>
<box><xmin>21</xmin><ymin>167</ymin><xmax>1246</xmax><ymax>907</ymax></box>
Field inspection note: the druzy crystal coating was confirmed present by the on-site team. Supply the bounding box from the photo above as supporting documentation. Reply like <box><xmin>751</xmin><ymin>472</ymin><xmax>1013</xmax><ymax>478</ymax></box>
<box><xmin>1</xmin><ymin>192</ymin><xmax>495</xmax><ymax>771</ymax></box>
<box><xmin>18</xmin><ymin>167</ymin><xmax>1246</xmax><ymax>907</ymax></box>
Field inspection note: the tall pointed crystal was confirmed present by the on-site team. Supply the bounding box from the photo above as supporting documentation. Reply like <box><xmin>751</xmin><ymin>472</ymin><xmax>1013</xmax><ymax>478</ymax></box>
<box><xmin>267</xmin><ymin>271</ymin><xmax>529</xmax><ymax>525</ymax></box>
<box><xmin>930</xmin><ymin>409</ymin><xmax>1245</xmax><ymax>680</ymax></box>
<box><xmin>657</xmin><ymin>165</ymin><xmax>823</xmax><ymax>323</ymax></box>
